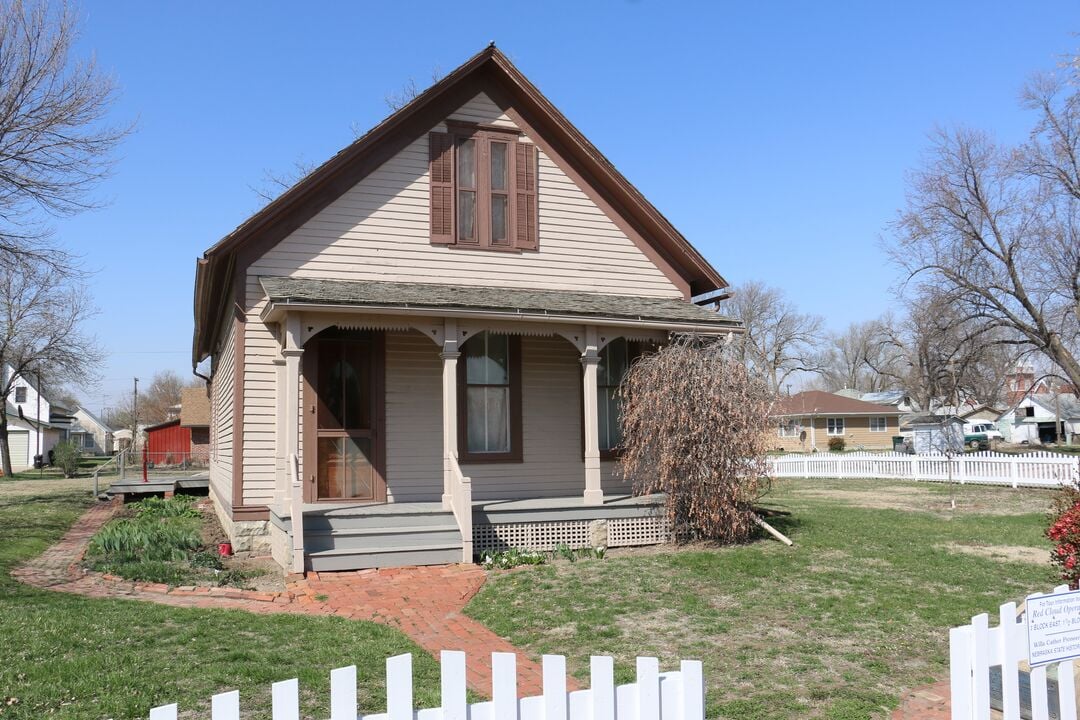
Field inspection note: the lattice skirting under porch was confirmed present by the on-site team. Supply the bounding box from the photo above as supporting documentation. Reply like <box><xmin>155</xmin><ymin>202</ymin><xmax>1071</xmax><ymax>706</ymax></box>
<box><xmin>472</xmin><ymin>516</ymin><xmax>669</xmax><ymax>552</ymax></box>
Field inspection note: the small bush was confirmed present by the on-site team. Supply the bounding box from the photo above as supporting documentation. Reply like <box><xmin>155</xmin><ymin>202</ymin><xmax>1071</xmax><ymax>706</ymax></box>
<box><xmin>1048</xmin><ymin>484</ymin><xmax>1080</xmax><ymax>587</ymax></box>
<box><xmin>51</xmin><ymin>440</ymin><xmax>81</xmax><ymax>478</ymax></box>
<box><xmin>828</xmin><ymin>437</ymin><xmax>846</xmax><ymax>452</ymax></box>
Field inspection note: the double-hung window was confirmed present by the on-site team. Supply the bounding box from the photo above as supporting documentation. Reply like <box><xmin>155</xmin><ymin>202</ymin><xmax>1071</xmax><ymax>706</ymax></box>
<box><xmin>459</xmin><ymin>332</ymin><xmax>522</xmax><ymax>462</ymax></box>
<box><xmin>826</xmin><ymin>417</ymin><xmax>845</xmax><ymax>436</ymax></box>
<box><xmin>778</xmin><ymin>420</ymin><xmax>799</xmax><ymax>438</ymax></box>
<box><xmin>14</xmin><ymin>386</ymin><xmax>26</xmax><ymax>404</ymax></box>
<box><xmin>869</xmin><ymin>417</ymin><xmax>887</xmax><ymax>432</ymax></box>
<box><xmin>429</xmin><ymin>125</ymin><xmax>538</xmax><ymax>251</ymax></box>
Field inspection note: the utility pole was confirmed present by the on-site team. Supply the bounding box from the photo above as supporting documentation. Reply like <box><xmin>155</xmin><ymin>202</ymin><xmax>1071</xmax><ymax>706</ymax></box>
<box><xmin>132</xmin><ymin>377</ymin><xmax>139</xmax><ymax>446</ymax></box>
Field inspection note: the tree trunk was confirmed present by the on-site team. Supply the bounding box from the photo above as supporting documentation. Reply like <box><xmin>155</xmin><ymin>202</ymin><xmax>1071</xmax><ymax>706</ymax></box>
<box><xmin>0</xmin><ymin>409</ymin><xmax>12</xmax><ymax>477</ymax></box>
<box><xmin>1047</xmin><ymin>334</ymin><xmax>1080</xmax><ymax>395</ymax></box>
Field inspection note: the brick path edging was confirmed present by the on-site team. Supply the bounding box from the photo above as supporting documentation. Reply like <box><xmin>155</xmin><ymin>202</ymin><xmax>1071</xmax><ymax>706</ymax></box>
<box><xmin>11</xmin><ymin>499</ymin><xmax>566</xmax><ymax>695</ymax></box>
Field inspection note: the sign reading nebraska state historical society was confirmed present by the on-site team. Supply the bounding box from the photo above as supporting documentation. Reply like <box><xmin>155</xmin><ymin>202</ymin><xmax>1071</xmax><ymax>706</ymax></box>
<box><xmin>1027</xmin><ymin>588</ymin><xmax>1080</xmax><ymax>666</ymax></box>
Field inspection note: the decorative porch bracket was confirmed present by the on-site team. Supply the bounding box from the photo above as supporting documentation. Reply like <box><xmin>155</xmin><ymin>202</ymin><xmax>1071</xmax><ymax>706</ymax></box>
<box><xmin>441</xmin><ymin>318</ymin><xmax>460</xmax><ymax>511</ymax></box>
<box><xmin>581</xmin><ymin>325</ymin><xmax>604</xmax><ymax>506</ymax></box>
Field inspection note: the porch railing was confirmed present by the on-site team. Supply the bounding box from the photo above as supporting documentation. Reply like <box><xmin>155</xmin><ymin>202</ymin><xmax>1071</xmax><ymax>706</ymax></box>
<box><xmin>448</xmin><ymin>453</ymin><xmax>473</xmax><ymax>563</ymax></box>
<box><xmin>288</xmin><ymin>453</ymin><xmax>305</xmax><ymax>574</ymax></box>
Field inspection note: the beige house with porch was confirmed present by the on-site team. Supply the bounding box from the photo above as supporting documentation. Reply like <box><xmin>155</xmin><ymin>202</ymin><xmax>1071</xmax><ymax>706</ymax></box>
<box><xmin>192</xmin><ymin>46</ymin><xmax>738</xmax><ymax>572</ymax></box>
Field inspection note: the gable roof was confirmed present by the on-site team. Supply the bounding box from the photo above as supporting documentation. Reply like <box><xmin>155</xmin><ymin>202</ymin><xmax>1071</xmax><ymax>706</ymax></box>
<box><xmin>192</xmin><ymin>45</ymin><xmax>728</xmax><ymax>365</ymax></box>
<box><xmin>775</xmin><ymin>391</ymin><xmax>903</xmax><ymax>417</ymax></box>
<box><xmin>75</xmin><ymin>407</ymin><xmax>114</xmax><ymax>433</ymax></box>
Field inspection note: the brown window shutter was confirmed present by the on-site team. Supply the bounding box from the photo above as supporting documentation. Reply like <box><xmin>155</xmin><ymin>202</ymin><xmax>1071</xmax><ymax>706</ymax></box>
<box><xmin>514</xmin><ymin>142</ymin><xmax>538</xmax><ymax>250</ymax></box>
<box><xmin>429</xmin><ymin>132</ymin><xmax>455</xmax><ymax>245</ymax></box>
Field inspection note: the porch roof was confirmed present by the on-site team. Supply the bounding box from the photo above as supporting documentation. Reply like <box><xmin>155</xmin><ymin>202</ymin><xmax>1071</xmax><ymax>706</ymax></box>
<box><xmin>259</xmin><ymin>277</ymin><xmax>740</xmax><ymax>332</ymax></box>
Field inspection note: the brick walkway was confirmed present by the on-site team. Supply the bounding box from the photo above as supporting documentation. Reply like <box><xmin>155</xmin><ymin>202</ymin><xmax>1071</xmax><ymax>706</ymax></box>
<box><xmin>891</xmin><ymin>681</ymin><xmax>950</xmax><ymax>720</ymax></box>
<box><xmin>11</xmin><ymin>500</ymin><xmax>561</xmax><ymax>696</ymax></box>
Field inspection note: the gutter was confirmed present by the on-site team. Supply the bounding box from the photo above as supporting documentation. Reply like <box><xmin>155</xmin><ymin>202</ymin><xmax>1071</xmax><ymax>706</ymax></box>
<box><xmin>258</xmin><ymin>299</ymin><xmax>744</xmax><ymax>335</ymax></box>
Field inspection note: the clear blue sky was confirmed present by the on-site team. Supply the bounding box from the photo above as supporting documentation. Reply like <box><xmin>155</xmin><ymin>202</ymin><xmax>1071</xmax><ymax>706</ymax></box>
<box><xmin>57</xmin><ymin>1</ymin><xmax>1078</xmax><ymax>413</ymax></box>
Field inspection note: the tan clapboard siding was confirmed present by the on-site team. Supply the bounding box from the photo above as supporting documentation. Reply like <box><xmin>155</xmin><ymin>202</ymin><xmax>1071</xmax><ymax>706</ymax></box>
<box><xmin>465</xmin><ymin>334</ymin><xmax>591</xmax><ymax>500</ymax></box>
<box><xmin>446</xmin><ymin>92</ymin><xmax>517</xmax><ymax>127</ymax></box>
<box><xmin>773</xmin><ymin>415</ymin><xmax>900</xmax><ymax>453</ymax></box>
<box><xmin>247</xmin><ymin>93</ymin><xmax>681</xmax><ymax>298</ymax></box>
<box><xmin>242</xmin><ymin>279</ymin><xmax>279</xmax><ymax>506</ymax></box>
<box><xmin>384</xmin><ymin>330</ymin><xmax>443</xmax><ymax>502</ymax></box>
<box><xmin>210</xmin><ymin>320</ymin><xmax>236</xmax><ymax>509</ymax></box>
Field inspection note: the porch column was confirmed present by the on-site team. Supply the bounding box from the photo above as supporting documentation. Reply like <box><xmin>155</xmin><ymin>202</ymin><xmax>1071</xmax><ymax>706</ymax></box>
<box><xmin>581</xmin><ymin>325</ymin><xmax>604</xmax><ymax>506</ymax></box>
<box><xmin>441</xmin><ymin>318</ymin><xmax>460</xmax><ymax>510</ymax></box>
<box><xmin>283</xmin><ymin>314</ymin><xmax>304</xmax><ymax>498</ymax></box>
<box><xmin>283</xmin><ymin>314</ymin><xmax>305</xmax><ymax>575</ymax></box>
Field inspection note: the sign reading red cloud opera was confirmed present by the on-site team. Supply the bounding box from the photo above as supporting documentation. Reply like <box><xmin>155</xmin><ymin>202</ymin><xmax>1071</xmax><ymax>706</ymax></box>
<box><xmin>1027</xmin><ymin>589</ymin><xmax>1080</xmax><ymax>666</ymax></box>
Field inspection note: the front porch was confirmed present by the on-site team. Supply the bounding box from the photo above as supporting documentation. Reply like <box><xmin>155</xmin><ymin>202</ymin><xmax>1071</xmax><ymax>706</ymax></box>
<box><xmin>268</xmin><ymin>493</ymin><xmax>666</xmax><ymax>572</ymax></box>
<box><xmin>253</xmin><ymin>277</ymin><xmax>735</xmax><ymax>573</ymax></box>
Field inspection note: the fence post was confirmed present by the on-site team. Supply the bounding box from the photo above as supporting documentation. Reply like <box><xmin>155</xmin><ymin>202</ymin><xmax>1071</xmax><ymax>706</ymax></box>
<box><xmin>211</xmin><ymin>690</ymin><xmax>240</xmax><ymax>720</ymax></box>
<box><xmin>1011</xmin><ymin>457</ymin><xmax>1019</xmax><ymax>489</ymax></box>
<box><xmin>543</xmin><ymin>654</ymin><xmax>569</xmax><ymax>720</ymax></box>
<box><xmin>589</xmin><ymin>655</ymin><xmax>616</xmax><ymax>720</ymax></box>
<box><xmin>440</xmin><ymin>651</ymin><xmax>467</xmax><ymax>720</ymax></box>
<box><xmin>492</xmin><ymin>652</ymin><xmax>518</xmax><ymax>720</ymax></box>
<box><xmin>271</xmin><ymin>678</ymin><xmax>299</xmax><ymax>720</ymax></box>
<box><xmin>680</xmin><ymin>660</ymin><xmax>705</xmax><ymax>720</ymax></box>
<box><xmin>329</xmin><ymin>666</ymin><xmax>357</xmax><ymax>720</ymax></box>
<box><xmin>912</xmin><ymin>455</ymin><xmax>919</xmax><ymax>482</ymax></box>
<box><xmin>950</xmin><ymin>625</ymin><xmax>974</xmax><ymax>720</ymax></box>
<box><xmin>637</xmin><ymin>656</ymin><xmax>660</xmax><ymax>720</ymax></box>
<box><xmin>386</xmin><ymin>654</ymin><xmax>412</xmax><ymax>720</ymax></box>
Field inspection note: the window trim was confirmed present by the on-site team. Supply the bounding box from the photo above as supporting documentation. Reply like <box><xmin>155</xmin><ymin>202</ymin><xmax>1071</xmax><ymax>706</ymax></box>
<box><xmin>441</xmin><ymin>121</ymin><xmax>534</xmax><ymax>253</ymax></box>
<box><xmin>869</xmin><ymin>416</ymin><xmax>888</xmax><ymax>432</ymax></box>
<box><xmin>14</xmin><ymin>386</ymin><xmax>26</xmax><ymax>404</ymax></box>
<box><xmin>458</xmin><ymin>333</ymin><xmax>523</xmax><ymax>464</ymax></box>
<box><xmin>826</xmin><ymin>417</ymin><xmax>845</xmax><ymax>436</ymax></box>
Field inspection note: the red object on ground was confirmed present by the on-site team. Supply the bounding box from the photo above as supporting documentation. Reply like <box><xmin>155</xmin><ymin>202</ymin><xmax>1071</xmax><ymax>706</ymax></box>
<box><xmin>218</xmin><ymin>542</ymin><xmax>233</xmax><ymax>557</ymax></box>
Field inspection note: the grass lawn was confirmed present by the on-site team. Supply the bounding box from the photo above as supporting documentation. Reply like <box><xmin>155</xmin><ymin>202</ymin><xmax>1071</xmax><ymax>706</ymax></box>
<box><xmin>6</xmin><ymin>456</ymin><xmax>111</xmax><ymax>481</ymax></box>
<box><xmin>465</xmin><ymin>479</ymin><xmax>1059</xmax><ymax>720</ymax></box>
<box><xmin>0</xmin><ymin>482</ymin><xmax>445</xmax><ymax>719</ymax></box>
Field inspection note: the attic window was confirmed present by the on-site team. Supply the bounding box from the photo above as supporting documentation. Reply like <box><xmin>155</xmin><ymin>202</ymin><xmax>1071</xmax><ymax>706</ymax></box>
<box><xmin>14</xmin><ymin>386</ymin><xmax>26</xmax><ymax>404</ymax></box>
<box><xmin>429</xmin><ymin>126</ymin><xmax>538</xmax><ymax>251</ymax></box>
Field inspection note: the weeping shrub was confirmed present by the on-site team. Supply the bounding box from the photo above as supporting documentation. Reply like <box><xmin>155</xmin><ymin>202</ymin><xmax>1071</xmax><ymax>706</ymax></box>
<box><xmin>619</xmin><ymin>335</ymin><xmax>777</xmax><ymax>543</ymax></box>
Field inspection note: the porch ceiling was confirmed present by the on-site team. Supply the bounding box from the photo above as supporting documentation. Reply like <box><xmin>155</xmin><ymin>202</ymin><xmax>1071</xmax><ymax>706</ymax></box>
<box><xmin>259</xmin><ymin>277</ymin><xmax>740</xmax><ymax>332</ymax></box>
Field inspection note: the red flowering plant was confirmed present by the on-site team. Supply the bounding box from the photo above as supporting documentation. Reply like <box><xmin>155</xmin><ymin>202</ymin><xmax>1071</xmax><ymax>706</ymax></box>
<box><xmin>1047</xmin><ymin>484</ymin><xmax>1080</xmax><ymax>589</ymax></box>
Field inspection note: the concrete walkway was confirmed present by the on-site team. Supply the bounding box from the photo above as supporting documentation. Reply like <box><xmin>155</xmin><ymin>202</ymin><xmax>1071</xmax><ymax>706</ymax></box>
<box><xmin>12</xmin><ymin>500</ymin><xmax>560</xmax><ymax>696</ymax></box>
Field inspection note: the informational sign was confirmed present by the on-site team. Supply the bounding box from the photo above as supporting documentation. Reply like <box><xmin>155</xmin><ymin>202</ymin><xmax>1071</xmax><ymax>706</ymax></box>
<box><xmin>1027</xmin><ymin>588</ymin><xmax>1080</xmax><ymax>666</ymax></box>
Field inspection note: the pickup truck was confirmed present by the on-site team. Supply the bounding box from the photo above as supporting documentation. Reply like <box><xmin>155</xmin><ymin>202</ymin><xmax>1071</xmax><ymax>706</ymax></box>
<box><xmin>963</xmin><ymin>422</ymin><xmax>1003</xmax><ymax>449</ymax></box>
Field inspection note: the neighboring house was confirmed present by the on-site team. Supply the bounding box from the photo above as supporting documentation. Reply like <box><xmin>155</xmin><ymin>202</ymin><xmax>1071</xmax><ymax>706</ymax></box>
<box><xmin>958</xmin><ymin>404</ymin><xmax>1004</xmax><ymax>425</ymax></box>
<box><xmin>3</xmin><ymin>365</ymin><xmax>59</xmax><ymax>471</ymax></box>
<box><xmin>998</xmin><ymin>394</ymin><xmax>1080</xmax><ymax>444</ymax></box>
<box><xmin>860</xmin><ymin>390</ymin><xmax>920</xmax><ymax>414</ymax></box>
<box><xmin>67</xmin><ymin>407</ymin><xmax>115</xmax><ymax>455</ymax></box>
<box><xmin>191</xmin><ymin>46</ymin><xmax>740</xmax><ymax>572</ymax></box>
<box><xmin>773</xmin><ymin>391</ymin><xmax>903</xmax><ymax>452</ymax></box>
<box><xmin>180</xmin><ymin>386</ymin><xmax>210</xmax><ymax>464</ymax></box>
<box><xmin>906</xmin><ymin>415</ymin><xmax>965</xmax><ymax>455</ymax></box>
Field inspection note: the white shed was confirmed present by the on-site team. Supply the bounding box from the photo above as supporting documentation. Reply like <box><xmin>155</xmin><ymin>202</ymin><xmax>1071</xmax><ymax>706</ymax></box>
<box><xmin>907</xmin><ymin>415</ymin><xmax>965</xmax><ymax>455</ymax></box>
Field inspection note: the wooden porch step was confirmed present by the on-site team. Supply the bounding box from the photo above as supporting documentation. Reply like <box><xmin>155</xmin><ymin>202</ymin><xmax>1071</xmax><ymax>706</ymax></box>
<box><xmin>304</xmin><ymin>523</ymin><xmax>462</xmax><ymax>553</ymax></box>
<box><xmin>306</xmin><ymin>542</ymin><xmax>464</xmax><ymax>572</ymax></box>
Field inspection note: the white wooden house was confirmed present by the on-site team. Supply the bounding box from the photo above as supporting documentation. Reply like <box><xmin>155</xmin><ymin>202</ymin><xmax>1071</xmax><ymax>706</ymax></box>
<box><xmin>3</xmin><ymin>365</ymin><xmax>59</xmax><ymax>471</ymax></box>
<box><xmin>192</xmin><ymin>46</ymin><xmax>738</xmax><ymax>572</ymax></box>
<box><xmin>998</xmin><ymin>394</ymin><xmax>1080</xmax><ymax>444</ymax></box>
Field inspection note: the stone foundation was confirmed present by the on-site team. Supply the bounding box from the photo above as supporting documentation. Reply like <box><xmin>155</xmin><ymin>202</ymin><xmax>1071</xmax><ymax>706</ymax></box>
<box><xmin>209</xmin><ymin>492</ymin><xmax>271</xmax><ymax>555</ymax></box>
<box><xmin>269</xmin><ymin>521</ymin><xmax>292</xmax><ymax>569</ymax></box>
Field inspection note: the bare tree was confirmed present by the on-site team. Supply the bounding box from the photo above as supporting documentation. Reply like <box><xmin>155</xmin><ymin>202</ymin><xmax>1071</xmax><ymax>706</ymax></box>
<box><xmin>137</xmin><ymin>370</ymin><xmax>199</xmax><ymax>425</ymax></box>
<box><xmin>620</xmin><ymin>335</ymin><xmax>777</xmax><ymax>543</ymax></box>
<box><xmin>0</xmin><ymin>261</ymin><xmax>101</xmax><ymax>475</ymax></box>
<box><xmin>0</xmin><ymin>0</ymin><xmax>129</xmax><ymax>268</ymax></box>
<box><xmin>816</xmin><ymin>319</ymin><xmax>897</xmax><ymax>393</ymax></box>
<box><xmin>721</xmin><ymin>281</ymin><xmax>824</xmax><ymax>392</ymax></box>
<box><xmin>889</xmin><ymin>56</ymin><xmax>1080</xmax><ymax>391</ymax></box>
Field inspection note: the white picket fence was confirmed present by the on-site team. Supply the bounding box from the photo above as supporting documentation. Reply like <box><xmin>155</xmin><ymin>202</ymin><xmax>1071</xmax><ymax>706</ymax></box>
<box><xmin>950</xmin><ymin>585</ymin><xmax>1077</xmax><ymax>720</ymax></box>
<box><xmin>140</xmin><ymin>650</ymin><xmax>704</xmax><ymax>720</ymax></box>
<box><xmin>768</xmin><ymin>451</ymin><xmax>1080</xmax><ymax>488</ymax></box>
